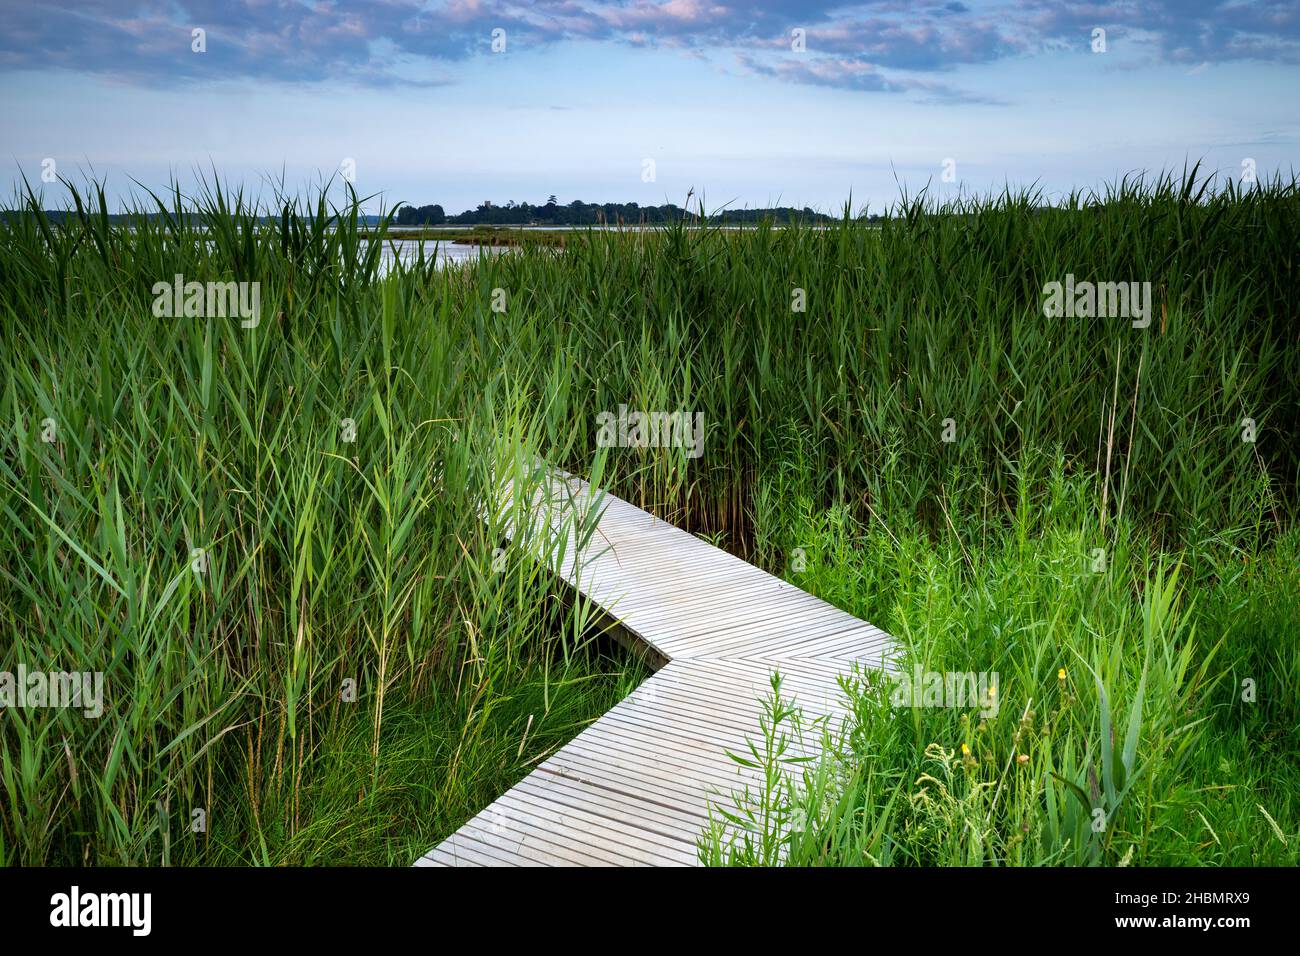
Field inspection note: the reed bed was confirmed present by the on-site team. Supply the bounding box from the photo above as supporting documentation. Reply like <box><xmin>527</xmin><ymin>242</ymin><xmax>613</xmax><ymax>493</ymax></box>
<box><xmin>1</xmin><ymin>169</ymin><xmax>1295</xmax><ymax>865</ymax></box>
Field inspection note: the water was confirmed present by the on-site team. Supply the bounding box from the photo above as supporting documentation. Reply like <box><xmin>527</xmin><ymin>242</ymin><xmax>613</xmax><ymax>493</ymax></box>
<box><xmin>376</xmin><ymin>239</ymin><xmax>503</xmax><ymax>272</ymax></box>
<box><xmin>373</xmin><ymin>225</ymin><xmax>781</xmax><ymax>274</ymax></box>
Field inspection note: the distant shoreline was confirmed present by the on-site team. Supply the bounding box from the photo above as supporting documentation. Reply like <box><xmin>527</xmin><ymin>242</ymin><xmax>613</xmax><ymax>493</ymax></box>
<box><xmin>395</xmin><ymin>199</ymin><xmax>842</xmax><ymax>229</ymax></box>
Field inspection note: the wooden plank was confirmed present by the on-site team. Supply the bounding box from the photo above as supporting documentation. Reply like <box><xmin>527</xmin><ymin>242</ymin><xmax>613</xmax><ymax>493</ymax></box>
<box><xmin>418</xmin><ymin>471</ymin><xmax>896</xmax><ymax>867</ymax></box>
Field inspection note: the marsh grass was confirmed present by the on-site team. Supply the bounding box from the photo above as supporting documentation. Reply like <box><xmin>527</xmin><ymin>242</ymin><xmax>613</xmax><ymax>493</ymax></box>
<box><xmin>1</xmin><ymin>168</ymin><xmax>1295</xmax><ymax>865</ymax></box>
<box><xmin>705</xmin><ymin>454</ymin><xmax>1298</xmax><ymax>865</ymax></box>
<box><xmin>0</xmin><ymin>178</ymin><xmax>646</xmax><ymax>865</ymax></box>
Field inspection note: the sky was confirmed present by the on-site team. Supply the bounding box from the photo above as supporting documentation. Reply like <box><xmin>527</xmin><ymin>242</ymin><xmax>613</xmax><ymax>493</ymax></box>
<box><xmin>1</xmin><ymin>1</ymin><xmax>1297</xmax><ymax>214</ymax></box>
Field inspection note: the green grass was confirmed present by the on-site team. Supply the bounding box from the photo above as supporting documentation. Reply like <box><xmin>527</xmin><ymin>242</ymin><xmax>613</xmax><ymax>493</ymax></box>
<box><xmin>186</xmin><ymin>649</ymin><xmax>646</xmax><ymax>866</ymax></box>
<box><xmin>0</xmin><ymin>178</ymin><xmax>648</xmax><ymax>865</ymax></box>
<box><xmin>1</xmin><ymin>168</ymin><xmax>1295</xmax><ymax>865</ymax></box>
<box><xmin>703</xmin><ymin>453</ymin><xmax>1298</xmax><ymax>865</ymax></box>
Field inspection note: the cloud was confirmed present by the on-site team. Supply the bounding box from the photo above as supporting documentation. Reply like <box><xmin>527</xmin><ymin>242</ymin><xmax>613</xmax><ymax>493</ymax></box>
<box><xmin>736</xmin><ymin>52</ymin><xmax>1007</xmax><ymax>104</ymax></box>
<box><xmin>1</xmin><ymin>0</ymin><xmax>1296</xmax><ymax>96</ymax></box>
<box><xmin>1021</xmin><ymin>1</ymin><xmax>1300</xmax><ymax>64</ymax></box>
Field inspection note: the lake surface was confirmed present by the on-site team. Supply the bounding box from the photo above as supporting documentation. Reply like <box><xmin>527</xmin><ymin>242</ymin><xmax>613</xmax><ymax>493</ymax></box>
<box><xmin>376</xmin><ymin>239</ymin><xmax>503</xmax><ymax>272</ymax></box>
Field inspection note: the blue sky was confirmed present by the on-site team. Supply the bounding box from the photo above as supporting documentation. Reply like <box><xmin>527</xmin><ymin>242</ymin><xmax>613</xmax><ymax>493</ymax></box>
<box><xmin>1</xmin><ymin>1</ymin><xmax>1297</xmax><ymax>214</ymax></box>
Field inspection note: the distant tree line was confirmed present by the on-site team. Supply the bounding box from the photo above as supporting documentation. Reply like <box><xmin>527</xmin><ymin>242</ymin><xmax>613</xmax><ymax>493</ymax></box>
<box><xmin>395</xmin><ymin>197</ymin><xmax>839</xmax><ymax>226</ymax></box>
<box><xmin>4</xmin><ymin>202</ymin><xmax>868</xmax><ymax>228</ymax></box>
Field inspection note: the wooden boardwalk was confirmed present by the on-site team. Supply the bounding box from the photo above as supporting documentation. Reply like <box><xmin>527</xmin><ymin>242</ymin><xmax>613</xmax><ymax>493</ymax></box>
<box><xmin>416</xmin><ymin>470</ymin><xmax>895</xmax><ymax>866</ymax></box>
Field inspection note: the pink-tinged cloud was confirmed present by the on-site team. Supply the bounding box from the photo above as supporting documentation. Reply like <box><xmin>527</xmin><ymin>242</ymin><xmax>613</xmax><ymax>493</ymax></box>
<box><xmin>0</xmin><ymin>0</ymin><xmax>1295</xmax><ymax>92</ymax></box>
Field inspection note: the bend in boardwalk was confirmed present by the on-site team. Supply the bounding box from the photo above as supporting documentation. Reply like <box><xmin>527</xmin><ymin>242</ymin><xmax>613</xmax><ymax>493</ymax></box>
<box><xmin>417</xmin><ymin>468</ymin><xmax>896</xmax><ymax>867</ymax></box>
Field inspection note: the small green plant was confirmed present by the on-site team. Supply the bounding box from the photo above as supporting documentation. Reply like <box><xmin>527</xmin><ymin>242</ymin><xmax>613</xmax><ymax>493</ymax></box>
<box><xmin>702</xmin><ymin>673</ymin><xmax>818</xmax><ymax>866</ymax></box>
